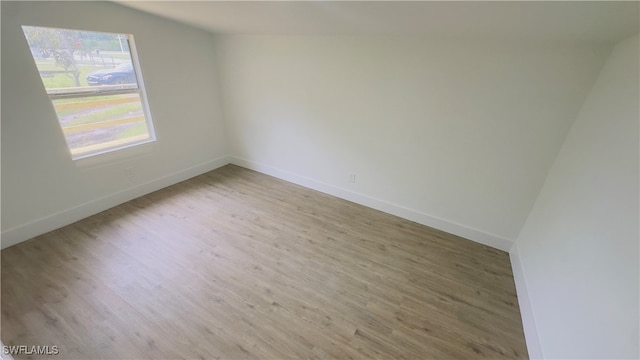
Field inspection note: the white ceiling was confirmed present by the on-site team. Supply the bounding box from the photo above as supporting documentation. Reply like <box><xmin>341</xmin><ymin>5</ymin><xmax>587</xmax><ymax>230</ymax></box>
<box><xmin>115</xmin><ymin>1</ymin><xmax>639</xmax><ymax>43</ymax></box>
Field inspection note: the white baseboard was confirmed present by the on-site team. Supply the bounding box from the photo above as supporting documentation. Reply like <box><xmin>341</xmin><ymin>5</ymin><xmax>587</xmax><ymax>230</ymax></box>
<box><xmin>2</xmin><ymin>155</ymin><xmax>513</xmax><ymax>252</ymax></box>
<box><xmin>1</xmin><ymin>156</ymin><xmax>231</xmax><ymax>249</ymax></box>
<box><xmin>229</xmin><ymin>156</ymin><xmax>513</xmax><ymax>251</ymax></box>
<box><xmin>510</xmin><ymin>243</ymin><xmax>543</xmax><ymax>359</ymax></box>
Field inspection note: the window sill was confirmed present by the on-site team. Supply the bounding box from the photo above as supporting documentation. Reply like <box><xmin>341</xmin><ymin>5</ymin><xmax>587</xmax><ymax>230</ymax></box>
<box><xmin>74</xmin><ymin>139</ymin><xmax>156</xmax><ymax>169</ymax></box>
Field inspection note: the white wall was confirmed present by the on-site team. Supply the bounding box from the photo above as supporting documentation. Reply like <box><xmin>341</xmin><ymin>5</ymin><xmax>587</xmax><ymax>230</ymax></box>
<box><xmin>512</xmin><ymin>34</ymin><xmax>639</xmax><ymax>359</ymax></box>
<box><xmin>1</xmin><ymin>1</ymin><xmax>229</xmax><ymax>248</ymax></box>
<box><xmin>215</xmin><ymin>35</ymin><xmax>610</xmax><ymax>249</ymax></box>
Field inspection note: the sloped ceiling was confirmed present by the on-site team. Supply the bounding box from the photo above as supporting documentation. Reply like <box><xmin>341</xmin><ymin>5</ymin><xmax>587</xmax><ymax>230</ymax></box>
<box><xmin>114</xmin><ymin>1</ymin><xmax>638</xmax><ymax>43</ymax></box>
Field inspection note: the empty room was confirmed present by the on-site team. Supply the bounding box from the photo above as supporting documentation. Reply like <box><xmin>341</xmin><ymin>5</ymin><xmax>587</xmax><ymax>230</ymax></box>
<box><xmin>1</xmin><ymin>1</ymin><xmax>638</xmax><ymax>359</ymax></box>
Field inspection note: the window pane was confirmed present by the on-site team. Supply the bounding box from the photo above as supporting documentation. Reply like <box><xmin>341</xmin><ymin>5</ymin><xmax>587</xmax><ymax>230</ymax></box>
<box><xmin>22</xmin><ymin>26</ymin><xmax>138</xmax><ymax>95</ymax></box>
<box><xmin>52</xmin><ymin>93</ymin><xmax>152</xmax><ymax>159</ymax></box>
<box><xmin>22</xmin><ymin>25</ymin><xmax>156</xmax><ymax>160</ymax></box>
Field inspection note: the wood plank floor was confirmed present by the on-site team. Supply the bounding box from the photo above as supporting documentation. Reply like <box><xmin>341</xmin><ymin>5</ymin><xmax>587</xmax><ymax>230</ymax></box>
<box><xmin>2</xmin><ymin>164</ymin><xmax>528</xmax><ymax>359</ymax></box>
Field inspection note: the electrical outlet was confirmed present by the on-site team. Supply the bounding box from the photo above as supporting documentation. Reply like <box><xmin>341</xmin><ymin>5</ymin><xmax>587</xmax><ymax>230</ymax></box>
<box><xmin>348</xmin><ymin>173</ymin><xmax>356</xmax><ymax>183</ymax></box>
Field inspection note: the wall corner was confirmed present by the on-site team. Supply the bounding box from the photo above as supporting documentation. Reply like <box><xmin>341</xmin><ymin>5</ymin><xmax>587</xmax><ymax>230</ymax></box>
<box><xmin>510</xmin><ymin>242</ymin><xmax>544</xmax><ymax>359</ymax></box>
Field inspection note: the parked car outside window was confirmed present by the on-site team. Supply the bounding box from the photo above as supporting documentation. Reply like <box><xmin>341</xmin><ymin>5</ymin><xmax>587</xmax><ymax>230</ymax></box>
<box><xmin>86</xmin><ymin>62</ymin><xmax>135</xmax><ymax>85</ymax></box>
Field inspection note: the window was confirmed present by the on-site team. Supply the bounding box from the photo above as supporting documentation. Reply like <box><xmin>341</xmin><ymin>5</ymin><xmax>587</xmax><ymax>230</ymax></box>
<box><xmin>21</xmin><ymin>26</ymin><xmax>156</xmax><ymax>160</ymax></box>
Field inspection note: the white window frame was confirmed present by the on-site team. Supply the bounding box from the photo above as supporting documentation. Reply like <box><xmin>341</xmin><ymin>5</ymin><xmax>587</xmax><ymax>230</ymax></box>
<box><xmin>22</xmin><ymin>26</ymin><xmax>157</xmax><ymax>160</ymax></box>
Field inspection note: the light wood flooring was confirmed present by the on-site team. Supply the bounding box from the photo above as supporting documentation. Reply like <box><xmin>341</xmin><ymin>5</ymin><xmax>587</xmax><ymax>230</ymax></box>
<box><xmin>2</xmin><ymin>164</ymin><xmax>528</xmax><ymax>359</ymax></box>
